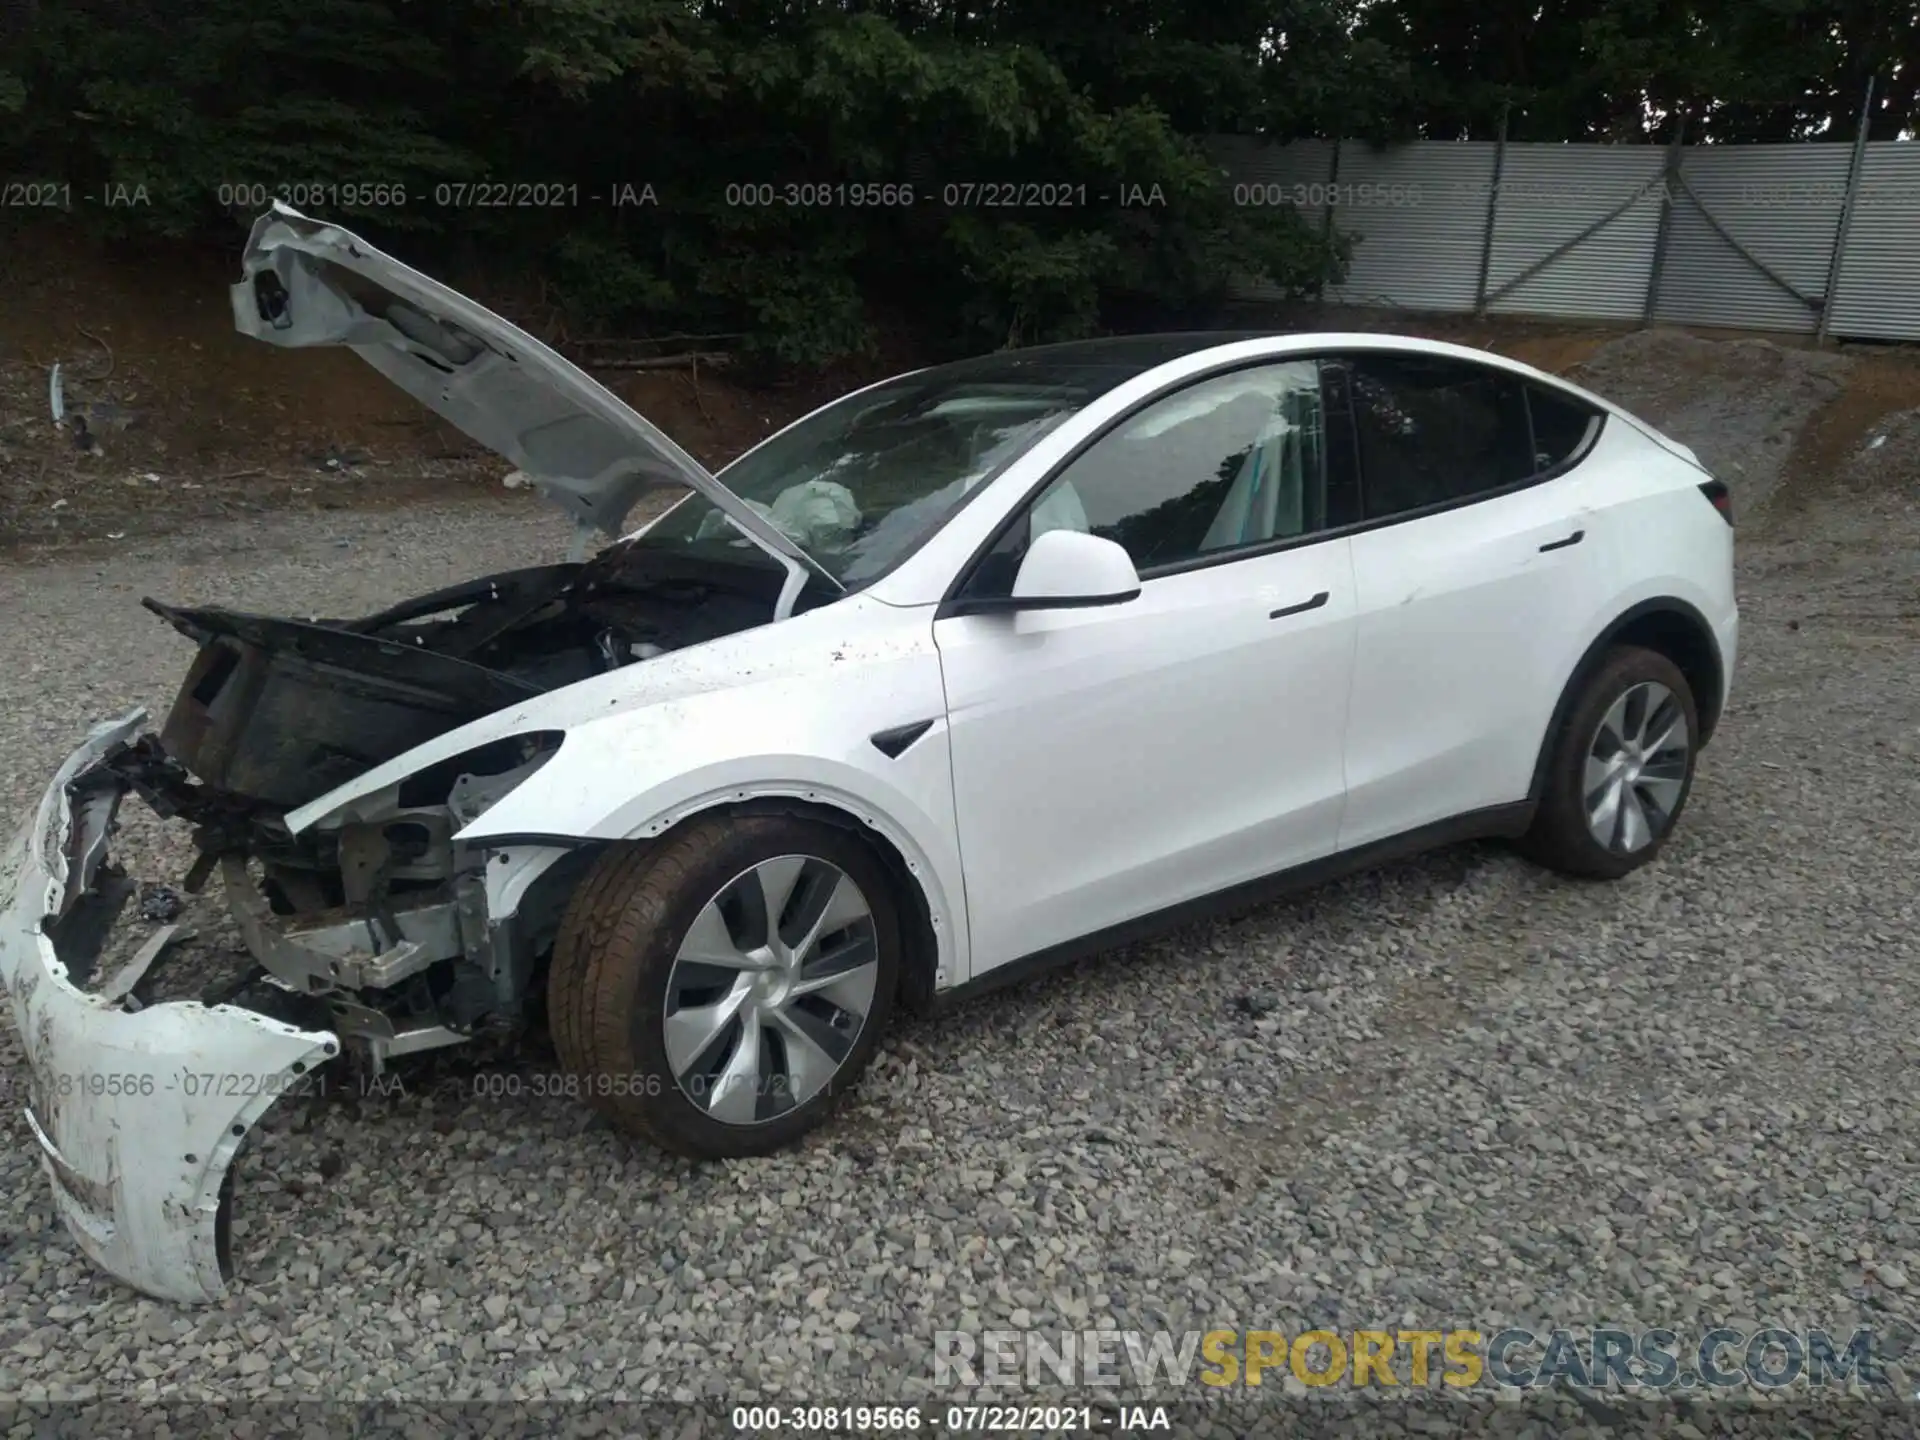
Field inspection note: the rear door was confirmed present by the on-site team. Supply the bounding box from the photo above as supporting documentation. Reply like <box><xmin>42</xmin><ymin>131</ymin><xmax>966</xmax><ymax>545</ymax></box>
<box><xmin>1330</xmin><ymin>352</ymin><xmax>1610</xmax><ymax>848</ymax></box>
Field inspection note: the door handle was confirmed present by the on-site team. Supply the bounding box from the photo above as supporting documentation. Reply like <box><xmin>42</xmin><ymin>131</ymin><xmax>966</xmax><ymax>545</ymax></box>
<box><xmin>1538</xmin><ymin>529</ymin><xmax>1585</xmax><ymax>553</ymax></box>
<box><xmin>1269</xmin><ymin>590</ymin><xmax>1330</xmax><ymax>620</ymax></box>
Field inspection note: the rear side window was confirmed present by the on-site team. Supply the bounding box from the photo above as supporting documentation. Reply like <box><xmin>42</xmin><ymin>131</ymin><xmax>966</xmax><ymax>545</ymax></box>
<box><xmin>1338</xmin><ymin>354</ymin><xmax>1536</xmax><ymax>520</ymax></box>
<box><xmin>1523</xmin><ymin>383</ymin><xmax>1602</xmax><ymax>473</ymax></box>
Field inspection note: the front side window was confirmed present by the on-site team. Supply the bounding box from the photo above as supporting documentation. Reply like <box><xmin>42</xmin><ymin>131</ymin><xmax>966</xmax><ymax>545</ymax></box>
<box><xmin>1338</xmin><ymin>354</ymin><xmax>1536</xmax><ymax>520</ymax></box>
<box><xmin>965</xmin><ymin>361</ymin><xmax>1348</xmax><ymax>595</ymax></box>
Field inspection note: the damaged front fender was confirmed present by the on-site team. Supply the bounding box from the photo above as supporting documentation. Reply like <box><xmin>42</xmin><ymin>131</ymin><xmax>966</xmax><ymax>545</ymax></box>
<box><xmin>0</xmin><ymin>711</ymin><xmax>338</xmax><ymax>1304</ymax></box>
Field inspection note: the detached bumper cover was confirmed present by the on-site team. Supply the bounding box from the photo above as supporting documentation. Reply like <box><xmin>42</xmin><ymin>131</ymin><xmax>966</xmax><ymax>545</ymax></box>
<box><xmin>0</xmin><ymin>711</ymin><xmax>336</xmax><ymax>1304</ymax></box>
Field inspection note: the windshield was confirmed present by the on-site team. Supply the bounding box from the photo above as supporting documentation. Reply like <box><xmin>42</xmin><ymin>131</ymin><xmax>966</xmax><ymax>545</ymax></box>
<box><xmin>631</xmin><ymin>366</ymin><xmax>1115</xmax><ymax>587</ymax></box>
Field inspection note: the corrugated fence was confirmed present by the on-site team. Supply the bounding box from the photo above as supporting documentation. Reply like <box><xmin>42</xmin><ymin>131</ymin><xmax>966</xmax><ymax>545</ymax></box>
<box><xmin>1212</xmin><ymin>135</ymin><xmax>1920</xmax><ymax>342</ymax></box>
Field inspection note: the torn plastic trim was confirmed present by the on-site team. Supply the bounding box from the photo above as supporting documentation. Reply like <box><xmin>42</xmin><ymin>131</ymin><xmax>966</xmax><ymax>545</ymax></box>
<box><xmin>481</xmin><ymin>844</ymin><xmax>579</xmax><ymax>920</ymax></box>
<box><xmin>0</xmin><ymin>711</ymin><xmax>337</xmax><ymax>1305</ymax></box>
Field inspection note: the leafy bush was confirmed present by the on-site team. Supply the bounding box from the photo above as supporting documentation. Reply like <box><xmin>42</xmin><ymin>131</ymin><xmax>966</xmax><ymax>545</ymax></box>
<box><xmin>0</xmin><ymin>1</ymin><xmax>1361</xmax><ymax>363</ymax></box>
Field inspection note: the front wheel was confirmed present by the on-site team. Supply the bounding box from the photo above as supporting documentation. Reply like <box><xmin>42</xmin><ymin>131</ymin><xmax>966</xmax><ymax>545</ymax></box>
<box><xmin>1520</xmin><ymin>645</ymin><xmax>1700</xmax><ymax>880</ymax></box>
<box><xmin>547</xmin><ymin>814</ymin><xmax>899</xmax><ymax>1158</ymax></box>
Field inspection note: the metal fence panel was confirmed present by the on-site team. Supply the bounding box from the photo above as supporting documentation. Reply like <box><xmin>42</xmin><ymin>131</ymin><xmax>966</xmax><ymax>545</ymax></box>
<box><xmin>1482</xmin><ymin>144</ymin><xmax>1666</xmax><ymax>319</ymax></box>
<box><xmin>1323</xmin><ymin>142</ymin><xmax>1496</xmax><ymax>312</ymax></box>
<box><xmin>1211</xmin><ymin>134</ymin><xmax>1920</xmax><ymax>341</ymax></box>
<box><xmin>1652</xmin><ymin>144</ymin><xmax>1849</xmax><ymax>334</ymax></box>
<box><xmin>1825</xmin><ymin>142</ymin><xmax>1920</xmax><ymax>341</ymax></box>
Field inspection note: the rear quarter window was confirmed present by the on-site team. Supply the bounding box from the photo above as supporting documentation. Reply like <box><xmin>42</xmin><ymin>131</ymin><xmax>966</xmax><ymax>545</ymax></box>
<box><xmin>1523</xmin><ymin>384</ymin><xmax>1604</xmax><ymax>474</ymax></box>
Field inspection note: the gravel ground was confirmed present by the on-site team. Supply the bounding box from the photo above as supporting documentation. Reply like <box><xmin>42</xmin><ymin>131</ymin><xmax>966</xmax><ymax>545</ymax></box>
<box><xmin>0</xmin><ymin>356</ymin><xmax>1917</xmax><ymax>1427</ymax></box>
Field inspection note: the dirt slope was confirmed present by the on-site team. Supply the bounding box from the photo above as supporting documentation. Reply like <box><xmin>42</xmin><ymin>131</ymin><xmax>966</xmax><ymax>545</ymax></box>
<box><xmin>0</xmin><ymin>225</ymin><xmax>873</xmax><ymax>548</ymax></box>
<box><xmin>1569</xmin><ymin>329</ymin><xmax>1855</xmax><ymax>519</ymax></box>
<box><xmin>5</xmin><ymin>224</ymin><xmax>1919</xmax><ymax>549</ymax></box>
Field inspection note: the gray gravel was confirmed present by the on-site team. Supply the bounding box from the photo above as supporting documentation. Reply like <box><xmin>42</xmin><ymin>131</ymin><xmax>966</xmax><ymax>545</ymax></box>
<box><xmin>1</xmin><ymin>349</ymin><xmax>1918</xmax><ymax>1417</ymax></box>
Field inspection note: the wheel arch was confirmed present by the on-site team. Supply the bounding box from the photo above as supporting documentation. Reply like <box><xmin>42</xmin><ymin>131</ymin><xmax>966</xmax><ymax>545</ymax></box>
<box><xmin>1529</xmin><ymin>597</ymin><xmax>1726</xmax><ymax>804</ymax></box>
<box><xmin>494</xmin><ymin>789</ymin><xmax>953</xmax><ymax>1020</ymax></box>
<box><xmin>700</xmin><ymin>795</ymin><xmax>945</xmax><ymax>1018</ymax></box>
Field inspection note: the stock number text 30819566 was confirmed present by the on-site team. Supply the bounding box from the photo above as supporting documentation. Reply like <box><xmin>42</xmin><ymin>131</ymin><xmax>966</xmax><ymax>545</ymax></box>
<box><xmin>723</xmin><ymin>182</ymin><xmax>917</xmax><ymax>207</ymax></box>
<box><xmin>730</xmin><ymin>1405</ymin><xmax>924</xmax><ymax>1433</ymax></box>
<box><xmin>9</xmin><ymin>1068</ymin><xmax>334</xmax><ymax>1101</ymax></box>
<box><xmin>727</xmin><ymin>1404</ymin><xmax>1111</xmax><ymax>1433</ymax></box>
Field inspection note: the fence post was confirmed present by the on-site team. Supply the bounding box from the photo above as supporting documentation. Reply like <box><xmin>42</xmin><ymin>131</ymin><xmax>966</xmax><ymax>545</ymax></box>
<box><xmin>1817</xmin><ymin>75</ymin><xmax>1875</xmax><ymax>347</ymax></box>
<box><xmin>1640</xmin><ymin>107</ymin><xmax>1688</xmax><ymax>326</ymax></box>
<box><xmin>1313</xmin><ymin>137</ymin><xmax>1342</xmax><ymax>301</ymax></box>
<box><xmin>1473</xmin><ymin>104</ymin><xmax>1510</xmax><ymax>316</ymax></box>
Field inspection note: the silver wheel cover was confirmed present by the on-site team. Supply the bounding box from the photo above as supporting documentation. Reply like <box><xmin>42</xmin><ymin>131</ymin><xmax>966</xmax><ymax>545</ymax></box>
<box><xmin>1583</xmin><ymin>680</ymin><xmax>1692</xmax><ymax>854</ymax></box>
<box><xmin>663</xmin><ymin>855</ymin><xmax>880</xmax><ymax>1125</ymax></box>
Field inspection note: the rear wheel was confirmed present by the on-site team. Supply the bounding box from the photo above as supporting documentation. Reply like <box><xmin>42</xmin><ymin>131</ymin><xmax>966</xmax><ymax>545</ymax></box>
<box><xmin>1520</xmin><ymin>645</ymin><xmax>1699</xmax><ymax>880</ymax></box>
<box><xmin>547</xmin><ymin>814</ymin><xmax>899</xmax><ymax>1158</ymax></box>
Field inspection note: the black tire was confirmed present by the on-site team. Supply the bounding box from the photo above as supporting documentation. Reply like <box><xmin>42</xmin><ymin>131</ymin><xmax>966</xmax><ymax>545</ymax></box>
<box><xmin>1520</xmin><ymin>645</ymin><xmax>1700</xmax><ymax>880</ymax></box>
<box><xmin>547</xmin><ymin>813</ymin><xmax>900</xmax><ymax>1159</ymax></box>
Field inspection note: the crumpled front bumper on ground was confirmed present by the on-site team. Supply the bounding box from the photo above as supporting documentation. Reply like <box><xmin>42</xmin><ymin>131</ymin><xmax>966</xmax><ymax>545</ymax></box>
<box><xmin>0</xmin><ymin>710</ymin><xmax>337</xmax><ymax>1304</ymax></box>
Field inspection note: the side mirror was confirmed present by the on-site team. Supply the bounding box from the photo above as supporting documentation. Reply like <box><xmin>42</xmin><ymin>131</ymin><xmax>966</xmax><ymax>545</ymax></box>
<box><xmin>1011</xmin><ymin>529</ymin><xmax>1141</xmax><ymax>607</ymax></box>
<box><xmin>947</xmin><ymin>528</ymin><xmax>1142</xmax><ymax>616</ymax></box>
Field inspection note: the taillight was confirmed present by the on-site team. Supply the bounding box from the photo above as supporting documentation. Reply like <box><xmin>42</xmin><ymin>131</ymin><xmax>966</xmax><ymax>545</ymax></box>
<box><xmin>1698</xmin><ymin>479</ymin><xmax>1734</xmax><ymax>526</ymax></box>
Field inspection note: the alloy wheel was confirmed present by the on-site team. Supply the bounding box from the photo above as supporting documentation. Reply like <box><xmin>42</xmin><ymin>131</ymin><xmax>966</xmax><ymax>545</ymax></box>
<box><xmin>1583</xmin><ymin>680</ymin><xmax>1692</xmax><ymax>854</ymax></box>
<box><xmin>662</xmin><ymin>855</ymin><xmax>880</xmax><ymax>1124</ymax></box>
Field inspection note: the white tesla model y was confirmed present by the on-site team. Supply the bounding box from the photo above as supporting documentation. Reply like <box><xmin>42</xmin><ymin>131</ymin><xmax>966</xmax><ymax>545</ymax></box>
<box><xmin>1</xmin><ymin>206</ymin><xmax>1736</xmax><ymax>1301</ymax></box>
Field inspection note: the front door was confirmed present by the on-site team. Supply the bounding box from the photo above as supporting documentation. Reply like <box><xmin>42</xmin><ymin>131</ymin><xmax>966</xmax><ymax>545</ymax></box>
<box><xmin>933</xmin><ymin>360</ymin><xmax>1362</xmax><ymax>978</ymax></box>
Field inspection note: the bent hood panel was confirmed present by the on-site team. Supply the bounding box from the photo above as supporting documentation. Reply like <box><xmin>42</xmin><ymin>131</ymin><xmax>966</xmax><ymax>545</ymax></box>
<box><xmin>230</xmin><ymin>203</ymin><xmax>833</xmax><ymax>584</ymax></box>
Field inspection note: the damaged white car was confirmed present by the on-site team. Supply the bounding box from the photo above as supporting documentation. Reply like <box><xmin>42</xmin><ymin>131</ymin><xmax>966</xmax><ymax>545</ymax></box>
<box><xmin>1</xmin><ymin>204</ymin><xmax>1738</xmax><ymax>1304</ymax></box>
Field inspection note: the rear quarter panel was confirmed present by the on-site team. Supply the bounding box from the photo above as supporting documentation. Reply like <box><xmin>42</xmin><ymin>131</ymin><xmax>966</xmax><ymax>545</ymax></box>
<box><xmin>1582</xmin><ymin>420</ymin><xmax>1738</xmax><ymax>638</ymax></box>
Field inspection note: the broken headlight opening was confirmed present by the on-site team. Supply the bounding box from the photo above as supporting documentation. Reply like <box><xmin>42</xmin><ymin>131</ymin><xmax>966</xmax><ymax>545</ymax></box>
<box><xmin>100</xmin><ymin>726</ymin><xmax>567</xmax><ymax>1073</ymax></box>
<box><xmin>99</xmin><ymin>542</ymin><xmax>806</xmax><ymax>1068</ymax></box>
